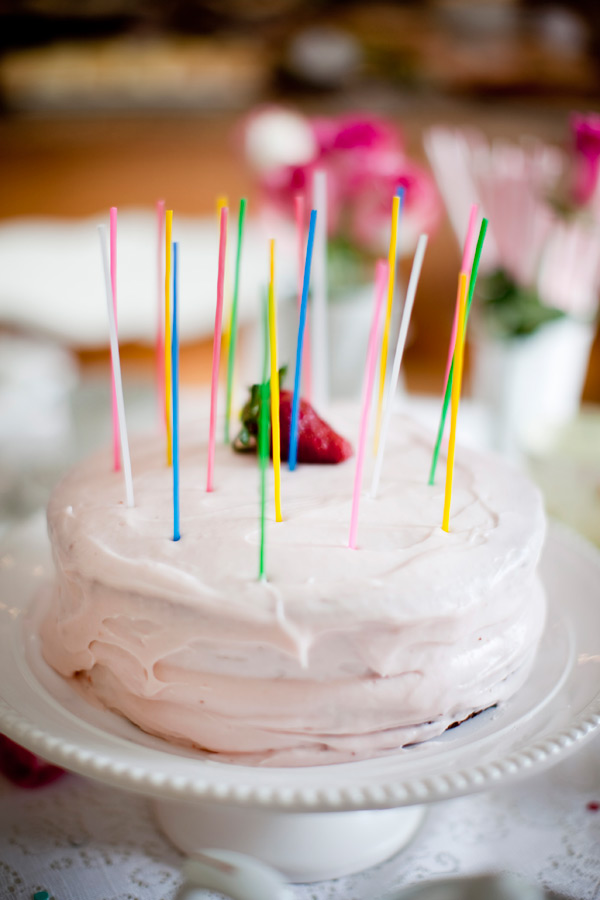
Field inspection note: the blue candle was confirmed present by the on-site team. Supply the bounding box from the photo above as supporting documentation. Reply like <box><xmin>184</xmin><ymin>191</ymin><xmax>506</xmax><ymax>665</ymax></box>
<box><xmin>289</xmin><ymin>208</ymin><xmax>317</xmax><ymax>471</ymax></box>
<box><xmin>172</xmin><ymin>241</ymin><xmax>180</xmax><ymax>542</ymax></box>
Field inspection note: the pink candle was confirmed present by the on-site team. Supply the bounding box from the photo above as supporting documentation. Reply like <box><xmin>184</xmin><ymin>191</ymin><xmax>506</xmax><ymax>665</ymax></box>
<box><xmin>348</xmin><ymin>260</ymin><xmax>388</xmax><ymax>549</ymax></box>
<box><xmin>443</xmin><ymin>203</ymin><xmax>478</xmax><ymax>392</ymax></box>
<box><xmin>156</xmin><ymin>200</ymin><xmax>166</xmax><ymax>431</ymax></box>
<box><xmin>295</xmin><ymin>194</ymin><xmax>305</xmax><ymax>313</ymax></box>
<box><xmin>109</xmin><ymin>207</ymin><xmax>120</xmax><ymax>471</ymax></box>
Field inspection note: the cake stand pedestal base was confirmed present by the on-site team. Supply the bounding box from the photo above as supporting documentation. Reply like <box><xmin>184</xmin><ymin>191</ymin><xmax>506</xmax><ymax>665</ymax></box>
<box><xmin>153</xmin><ymin>798</ymin><xmax>426</xmax><ymax>882</ymax></box>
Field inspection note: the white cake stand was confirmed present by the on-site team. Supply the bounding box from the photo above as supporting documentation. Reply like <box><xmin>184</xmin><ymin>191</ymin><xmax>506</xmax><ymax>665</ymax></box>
<box><xmin>1</xmin><ymin>515</ymin><xmax>599</xmax><ymax>883</ymax></box>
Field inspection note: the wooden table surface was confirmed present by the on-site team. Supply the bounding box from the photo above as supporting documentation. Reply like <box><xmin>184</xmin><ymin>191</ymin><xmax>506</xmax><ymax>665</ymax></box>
<box><xmin>1</xmin><ymin>109</ymin><xmax>598</xmax><ymax>401</ymax></box>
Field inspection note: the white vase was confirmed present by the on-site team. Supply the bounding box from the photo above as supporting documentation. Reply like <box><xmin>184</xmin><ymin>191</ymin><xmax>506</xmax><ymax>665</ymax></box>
<box><xmin>471</xmin><ymin>317</ymin><xmax>596</xmax><ymax>458</ymax></box>
<box><xmin>326</xmin><ymin>284</ymin><xmax>383</xmax><ymax>401</ymax></box>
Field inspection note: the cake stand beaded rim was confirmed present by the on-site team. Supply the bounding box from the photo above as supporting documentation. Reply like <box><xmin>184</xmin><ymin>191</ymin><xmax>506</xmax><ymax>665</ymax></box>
<box><xmin>0</xmin><ymin>517</ymin><xmax>599</xmax><ymax>813</ymax></box>
<box><xmin>1</xmin><ymin>692</ymin><xmax>599</xmax><ymax>811</ymax></box>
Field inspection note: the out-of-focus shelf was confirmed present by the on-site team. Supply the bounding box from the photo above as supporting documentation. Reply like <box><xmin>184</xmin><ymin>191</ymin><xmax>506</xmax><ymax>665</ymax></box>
<box><xmin>0</xmin><ymin>107</ymin><xmax>598</xmax><ymax>402</ymax></box>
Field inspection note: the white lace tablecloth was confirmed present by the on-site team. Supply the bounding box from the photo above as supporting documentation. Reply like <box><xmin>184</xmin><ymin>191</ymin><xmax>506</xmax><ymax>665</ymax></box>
<box><xmin>1</xmin><ymin>734</ymin><xmax>599</xmax><ymax>900</ymax></box>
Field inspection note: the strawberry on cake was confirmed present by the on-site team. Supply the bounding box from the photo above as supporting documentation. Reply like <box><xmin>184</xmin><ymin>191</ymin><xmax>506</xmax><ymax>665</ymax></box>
<box><xmin>40</xmin><ymin>407</ymin><xmax>546</xmax><ymax>767</ymax></box>
<box><xmin>234</xmin><ymin>381</ymin><xmax>352</xmax><ymax>463</ymax></box>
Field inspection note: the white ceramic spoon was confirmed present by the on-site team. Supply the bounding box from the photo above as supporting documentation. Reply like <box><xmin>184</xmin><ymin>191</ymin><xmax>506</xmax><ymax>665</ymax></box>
<box><xmin>174</xmin><ymin>849</ymin><xmax>293</xmax><ymax>900</ymax></box>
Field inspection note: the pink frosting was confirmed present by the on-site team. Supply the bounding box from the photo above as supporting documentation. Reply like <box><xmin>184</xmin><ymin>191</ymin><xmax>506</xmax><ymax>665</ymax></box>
<box><xmin>41</xmin><ymin>417</ymin><xmax>546</xmax><ymax>766</ymax></box>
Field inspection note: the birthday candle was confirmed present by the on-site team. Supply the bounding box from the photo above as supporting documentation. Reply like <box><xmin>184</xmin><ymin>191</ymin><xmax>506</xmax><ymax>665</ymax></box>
<box><xmin>98</xmin><ymin>225</ymin><xmax>134</xmax><ymax>508</ymax></box>
<box><xmin>156</xmin><ymin>200</ymin><xmax>165</xmax><ymax>431</ymax></box>
<box><xmin>295</xmin><ymin>194</ymin><xmax>305</xmax><ymax>314</ymax></box>
<box><xmin>289</xmin><ymin>209</ymin><xmax>317</xmax><ymax>472</ymax></box>
<box><xmin>348</xmin><ymin>260</ymin><xmax>388</xmax><ymax>550</ymax></box>
<box><xmin>428</xmin><ymin>218</ymin><xmax>488</xmax><ymax>485</ymax></box>
<box><xmin>218</xmin><ymin>196</ymin><xmax>231</xmax><ymax>428</ymax></box>
<box><xmin>442</xmin><ymin>273</ymin><xmax>468</xmax><ymax>533</ymax></box>
<box><xmin>460</xmin><ymin>203</ymin><xmax>479</xmax><ymax>280</ymax></box>
<box><xmin>371</xmin><ymin>234</ymin><xmax>428</xmax><ymax>499</ymax></box>
<box><xmin>373</xmin><ymin>189</ymin><xmax>403</xmax><ymax>454</ymax></box>
<box><xmin>311</xmin><ymin>171</ymin><xmax>327</xmax><ymax>410</ymax></box>
<box><xmin>207</xmin><ymin>206</ymin><xmax>228</xmax><ymax>492</ymax></box>
<box><xmin>443</xmin><ymin>203</ymin><xmax>479</xmax><ymax>392</ymax></box>
<box><xmin>164</xmin><ymin>209</ymin><xmax>173</xmax><ymax>466</ymax></box>
<box><xmin>172</xmin><ymin>242</ymin><xmax>180</xmax><ymax>542</ymax></box>
<box><xmin>258</xmin><ymin>293</ymin><xmax>270</xmax><ymax>581</ymax></box>
<box><xmin>109</xmin><ymin>207</ymin><xmax>120</xmax><ymax>471</ymax></box>
<box><xmin>268</xmin><ymin>239</ymin><xmax>282</xmax><ymax>522</ymax></box>
<box><xmin>224</xmin><ymin>198</ymin><xmax>247</xmax><ymax>444</ymax></box>
<box><xmin>294</xmin><ymin>192</ymin><xmax>312</xmax><ymax>401</ymax></box>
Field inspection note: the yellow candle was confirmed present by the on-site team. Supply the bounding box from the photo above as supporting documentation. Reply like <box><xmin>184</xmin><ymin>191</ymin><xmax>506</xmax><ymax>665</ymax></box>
<box><xmin>218</xmin><ymin>195</ymin><xmax>232</xmax><ymax>383</ymax></box>
<box><xmin>268</xmin><ymin>239</ymin><xmax>282</xmax><ymax>522</ymax></box>
<box><xmin>374</xmin><ymin>193</ymin><xmax>400</xmax><ymax>454</ymax></box>
<box><xmin>442</xmin><ymin>272</ymin><xmax>468</xmax><ymax>532</ymax></box>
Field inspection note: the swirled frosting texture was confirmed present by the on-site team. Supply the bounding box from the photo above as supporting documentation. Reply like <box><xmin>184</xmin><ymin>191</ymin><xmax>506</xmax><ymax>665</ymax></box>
<box><xmin>42</xmin><ymin>417</ymin><xmax>546</xmax><ymax>765</ymax></box>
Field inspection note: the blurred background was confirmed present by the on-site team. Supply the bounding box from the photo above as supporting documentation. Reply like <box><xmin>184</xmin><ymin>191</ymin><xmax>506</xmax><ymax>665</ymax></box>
<box><xmin>1</xmin><ymin>0</ymin><xmax>599</xmax><ymax>543</ymax></box>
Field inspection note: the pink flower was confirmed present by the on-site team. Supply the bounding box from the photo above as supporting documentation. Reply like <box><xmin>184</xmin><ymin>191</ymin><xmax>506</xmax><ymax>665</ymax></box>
<box><xmin>350</xmin><ymin>157</ymin><xmax>440</xmax><ymax>254</ymax></box>
<box><xmin>243</xmin><ymin>108</ymin><xmax>439</xmax><ymax>252</ymax></box>
<box><xmin>258</xmin><ymin>158</ymin><xmax>345</xmax><ymax>235</ymax></box>
<box><xmin>571</xmin><ymin>112</ymin><xmax>600</xmax><ymax>205</ymax></box>
<box><xmin>312</xmin><ymin>115</ymin><xmax>404</xmax><ymax>207</ymax></box>
<box><xmin>314</xmin><ymin>114</ymin><xmax>402</xmax><ymax>155</ymax></box>
<box><xmin>0</xmin><ymin>736</ymin><xmax>65</xmax><ymax>789</ymax></box>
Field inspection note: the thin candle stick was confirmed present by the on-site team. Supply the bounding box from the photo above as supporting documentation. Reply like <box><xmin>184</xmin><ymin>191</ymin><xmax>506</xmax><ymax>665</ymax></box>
<box><xmin>371</xmin><ymin>234</ymin><xmax>428</xmax><ymax>499</ymax></box>
<box><xmin>207</xmin><ymin>206</ymin><xmax>228</xmax><ymax>492</ymax></box>
<box><xmin>268</xmin><ymin>239</ymin><xmax>282</xmax><ymax>522</ymax></box>
<box><xmin>442</xmin><ymin>273</ymin><xmax>468</xmax><ymax>532</ymax></box>
<box><xmin>218</xmin><ymin>195</ymin><xmax>232</xmax><ymax>432</ymax></box>
<box><xmin>289</xmin><ymin>209</ymin><xmax>317</xmax><ymax>472</ymax></box>
<box><xmin>164</xmin><ymin>210</ymin><xmax>173</xmax><ymax>466</ymax></box>
<box><xmin>98</xmin><ymin>225</ymin><xmax>134</xmax><ymax>508</ymax></box>
<box><xmin>172</xmin><ymin>242</ymin><xmax>180</xmax><ymax>541</ymax></box>
<box><xmin>109</xmin><ymin>207</ymin><xmax>120</xmax><ymax>471</ymax></box>
<box><xmin>156</xmin><ymin>200</ymin><xmax>165</xmax><ymax>432</ymax></box>
<box><xmin>460</xmin><ymin>202</ymin><xmax>479</xmax><ymax>273</ymax></box>
<box><xmin>295</xmin><ymin>194</ymin><xmax>305</xmax><ymax>314</ymax></box>
<box><xmin>259</xmin><ymin>293</ymin><xmax>270</xmax><ymax>581</ymax></box>
<box><xmin>428</xmin><ymin>218</ymin><xmax>488</xmax><ymax>485</ymax></box>
<box><xmin>443</xmin><ymin>203</ymin><xmax>479</xmax><ymax>391</ymax></box>
<box><xmin>374</xmin><ymin>189</ymin><xmax>403</xmax><ymax>454</ymax></box>
<box><xmin>348</xmin><ymin>260</ymin><xmax>388</xmax><ymax>550</ymax></box>
<box><xmin>224</xmin><ymin>197</ymin><xmax>247</xmax><ymax>444</ymax></box>
<box><xmin>311</xmin><ymin>173</ymin><xmax>327</xmax><ymax>410</ymax></box>
<box><xmin>294</xmin><ymin>192</ymin><xmax>312</xmax><ymax>401</ymax></box>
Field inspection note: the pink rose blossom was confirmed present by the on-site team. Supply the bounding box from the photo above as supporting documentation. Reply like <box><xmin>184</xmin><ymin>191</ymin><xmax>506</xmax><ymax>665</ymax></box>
<box><xmin>244</xmin><ymin>109</ymin><xmax>438</xmax><ymax>253</ymax></box>
<box><xmin>329</xmin><ymin>114</ymin><xmax>402</xmax><ymax>153</ymax></box>
<box><xmin>312</xmin><ymin>114</ymin><xmax>401</xmax><ymax>157</ymax></box>
<box><xmin>571</xmin><ymin>112</ymin><xmax>600</xmax><ymax>205</ymax></box>
<box><xmin>311</xmin><ymin>117</ymin><xmax>340</xmax><ymax>156</ymax></box>
<box><xmin>350</xmin><ymin>158</ymin><xmax>440</xmax><ymax>254</ymax></box>
<box><xmin>259</xmin><ymin>159</ymin><xmax>345</xmax><ymax>235</ymax></box>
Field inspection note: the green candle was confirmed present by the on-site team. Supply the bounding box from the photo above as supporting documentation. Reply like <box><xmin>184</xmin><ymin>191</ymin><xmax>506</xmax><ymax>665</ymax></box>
<box><xmin>258</xmin><ymin>291</ymin><xmax>270</xmax><ymax>581</ymax></box>
<box><xmin>428</xmin><ymin>218</ymin><xmax>488</xmax><ymax>486</ymax></box>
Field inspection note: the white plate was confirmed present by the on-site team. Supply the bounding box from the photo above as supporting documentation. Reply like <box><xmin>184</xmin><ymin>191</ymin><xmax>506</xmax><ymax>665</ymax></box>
<box><xmin>0</xmin><ymin>212</ymin><xmax>296</xmax><ymax>345</ymax></box>
<box><xmin>1</xmin><ymin>514</ymin><xmax>599</xmax><ymax>813</ymax></box>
